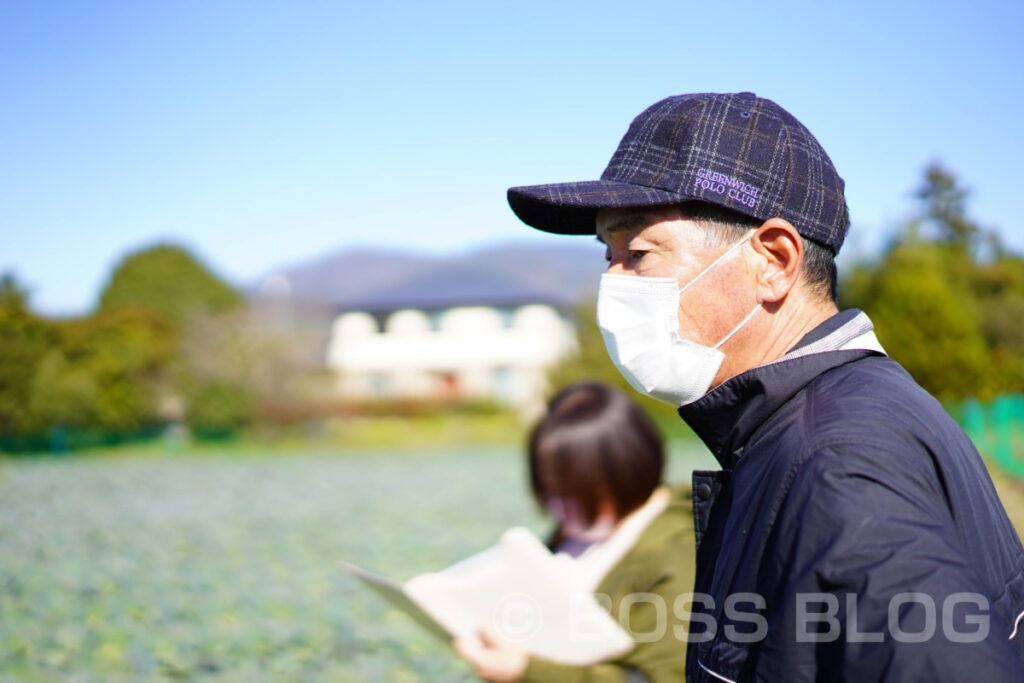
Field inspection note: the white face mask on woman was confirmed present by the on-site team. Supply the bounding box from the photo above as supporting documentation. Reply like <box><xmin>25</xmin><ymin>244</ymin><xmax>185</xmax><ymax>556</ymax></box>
<box><xmin>596</xmin><ymin>234</ymin><xmax>760</xmax><ymax>407</ymax></box>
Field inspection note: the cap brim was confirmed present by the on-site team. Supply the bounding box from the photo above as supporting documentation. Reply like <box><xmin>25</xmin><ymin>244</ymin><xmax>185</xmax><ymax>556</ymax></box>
<box><xmin>507</xmin><ymin>181</ymin><xmax>689</xmax><ymax>235</ymax></box>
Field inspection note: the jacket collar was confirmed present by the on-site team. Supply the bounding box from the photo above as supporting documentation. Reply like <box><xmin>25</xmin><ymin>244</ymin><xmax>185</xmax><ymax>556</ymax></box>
<box><xmin>677</xmin><ymin>310</ymin><xmax>885</xmax><ymax>469</ymax></box>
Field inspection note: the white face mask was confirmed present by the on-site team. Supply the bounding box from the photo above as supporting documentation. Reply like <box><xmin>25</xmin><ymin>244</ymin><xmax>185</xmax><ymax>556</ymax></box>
<box><xmin>596</xmin><ymin>235</ymin><xmax>760</xmax><ymax>406</ymax></box>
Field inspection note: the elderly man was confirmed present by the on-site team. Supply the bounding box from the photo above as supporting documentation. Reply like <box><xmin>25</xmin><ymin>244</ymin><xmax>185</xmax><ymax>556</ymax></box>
<box><xmin>478</xmin><ymin>92</ymin><xmax>1024</xmax><ymax>681</ymax></box>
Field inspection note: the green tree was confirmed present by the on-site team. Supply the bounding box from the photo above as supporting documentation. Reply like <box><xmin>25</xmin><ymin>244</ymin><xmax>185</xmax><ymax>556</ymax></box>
<box><xmin>914</xmin><ymin>162</ymin><xmax>979</xmax><ymax>252</ymax></box>
<box><xmin>2</xmin><ymin>243</ymin><xmax>252</xmax><ymax>449</ymax></box>
<box><xmin>973</xmin><ymin>254</ymin><xmax>1024</xmax><ymax>393</ymax></box>
<box><xmin>28</xmin><ymin>349</ymin><xmax>99</xmax><ymax>428</ymax></box>
<box><xmin>847</xmin><ymin>244</ymin><xmax>993</xmax><ymax>401</ymax></box>
<box><xmin>184</xmin><ymin>380</ymin><xmax>256</xmax><ymax>437</ymax></box>
<box><xmin>0</xmin><ymin>274</ymin><xmax>53</xmax><ymax>435</ymax></box>
<box><xmin>97</xmin><ymin>244</ymin><xmax>257</xmax><ymax>437</ymax></box>
<box><xmin>48</xmin><ymin>309</ymin><xmax>175</xmax><ymax>432</ymax></box>
<box><xmin>842</xmin><ymin>162</ymin><xmax>1024</xmax><ymax>400</ymax></box>
<box><xmin>98</xmin><ymin>244</ymin><xmax>241</xmax><ymax>326</ymax></box>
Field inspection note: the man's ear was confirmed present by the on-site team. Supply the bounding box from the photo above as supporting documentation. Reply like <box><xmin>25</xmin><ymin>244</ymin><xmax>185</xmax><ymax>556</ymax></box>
<box><xmin>749</xmin><ymin>218</ymin><xmax>802</xmax><ymax>303</ymax></box>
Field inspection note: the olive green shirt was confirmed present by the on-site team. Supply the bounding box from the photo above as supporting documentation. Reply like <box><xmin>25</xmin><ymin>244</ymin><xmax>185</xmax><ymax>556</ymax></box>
<box><xmin>521</xmin><ymin>483</ymin><xmax>694</xmax><ymax>683</ymax></box>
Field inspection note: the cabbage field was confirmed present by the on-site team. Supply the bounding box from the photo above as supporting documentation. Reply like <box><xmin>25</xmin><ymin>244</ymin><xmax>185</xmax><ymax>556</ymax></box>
<box><xmin>3</xmin><ymin>444</ymin><xmax>1019</xmax><ymax>681</ymax></box>
<box><xmin>0</xmin><ymin>445</ymin><xmax>714</xmax><ymax>681</ymax></box>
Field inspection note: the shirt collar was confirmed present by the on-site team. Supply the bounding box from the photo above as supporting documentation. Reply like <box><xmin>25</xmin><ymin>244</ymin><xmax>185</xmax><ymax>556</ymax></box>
<box><xmin>677</xmin><ymin>309</ymin><xmax>885</xmax><ymax>469</ymax></box>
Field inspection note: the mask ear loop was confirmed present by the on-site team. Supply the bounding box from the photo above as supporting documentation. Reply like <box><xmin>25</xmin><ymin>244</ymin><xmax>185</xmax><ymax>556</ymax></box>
<box><xmin>713</xmin><ymin>303</ymin><xmax>761</xmax><ymax>350</ymax></box>
<box><xmin>673</xmin><ymin>230</ymin><xmax>759</xmax><ymax>348</ymax></box>
<box><xmin>678</xmin><ymin>232</ymin><xmax>754</xmax><ymax>296</ymax></box>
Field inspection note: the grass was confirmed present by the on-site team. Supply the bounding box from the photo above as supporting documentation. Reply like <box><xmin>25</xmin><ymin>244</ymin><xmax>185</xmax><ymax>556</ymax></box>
<box><xmin>0</xmin><ymin>413</ymin><xmax>533</xmax><ymax>460</ymax></box>
<box><xmin>0</xmin><ymin>441</ymin><xmax>1021</xmax><ymax>681</ymax></box>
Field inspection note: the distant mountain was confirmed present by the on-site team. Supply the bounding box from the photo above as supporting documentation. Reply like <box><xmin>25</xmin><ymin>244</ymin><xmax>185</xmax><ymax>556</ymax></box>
<box><xmin>255</xmin><ymin>247</ymin><xmax>431</xmax><ymax>304</ymax></box>
<box><xmin>254</xmin><ymin>240</ymin><xmax>606</xmax><ymax>311</ymax></box>
<box><xmin>456</xmin><ymin>242</ymin><xmax>605</xmax><ymax>303</ymax></box>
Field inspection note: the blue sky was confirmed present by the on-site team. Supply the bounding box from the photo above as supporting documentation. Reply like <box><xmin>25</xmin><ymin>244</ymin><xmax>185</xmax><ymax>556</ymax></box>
<box><xmin>2</xmin><ymin>0</ymin><xmax>1022</xmax><ymax>316</ymax></box>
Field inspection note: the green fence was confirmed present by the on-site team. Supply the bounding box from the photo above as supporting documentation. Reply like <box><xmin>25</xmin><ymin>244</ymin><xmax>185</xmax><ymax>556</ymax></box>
<box><xmin>0</xmin><ymin>423</ymin><xmax>173</xmax><ymax>455</ymax></box>
<box><xmin>957</xmin><ymin>394</ymin><xmax>1024</xmax><ymax>478</ymax></box>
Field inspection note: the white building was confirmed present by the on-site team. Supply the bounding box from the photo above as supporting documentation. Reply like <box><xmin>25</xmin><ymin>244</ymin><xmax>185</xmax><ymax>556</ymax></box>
<box><xmin>325</xmin><ymin>263</ymin><xmax>579</xmax><ymax>413</ymax></box>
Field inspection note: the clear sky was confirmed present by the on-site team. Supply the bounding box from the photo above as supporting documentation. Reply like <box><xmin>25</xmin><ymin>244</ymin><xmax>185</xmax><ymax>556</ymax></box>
<box><xmin>2</xmin><ymin>0</ymin><xmax>1022</xmax><ymax>316</ymax></box>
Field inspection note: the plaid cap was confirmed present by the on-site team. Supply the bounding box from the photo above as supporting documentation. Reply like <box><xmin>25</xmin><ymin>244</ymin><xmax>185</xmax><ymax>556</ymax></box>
<box><xmin>507</xmin><ymin>92</ymin><xmax>849</xmax><ymax>254</ymax></box>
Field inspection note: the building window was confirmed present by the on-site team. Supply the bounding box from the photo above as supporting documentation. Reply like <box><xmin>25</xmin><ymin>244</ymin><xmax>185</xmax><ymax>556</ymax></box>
<box><xmin>370</xmin><ymin>373</ymin><xmax>390</xmax><ymax>399</ymax></box>
<box><xmin>369</xmin><ymin>313</ymin><xmax>387</xmax><ymax>334</ymax></box>
<box><xmin>427</xmin><ymin>309</ymin><xmax>445</xmax><ymax>332</ymax></box>
<box><xmin>494</xmin><ymin>367</ymin><xmax>515</xmax><ymax>402</ymax></box>
<box><xmin>498</xmin><ymin>307</ymin><xmax>518</xmax><ymax>329</ymax></box>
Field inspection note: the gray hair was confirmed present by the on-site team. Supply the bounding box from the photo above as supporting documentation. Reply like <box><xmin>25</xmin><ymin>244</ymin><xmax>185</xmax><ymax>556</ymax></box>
<box><xmin>679</xmin><ymin>201</ymin><xmax>838</xmax><ymax>304</ymax></box>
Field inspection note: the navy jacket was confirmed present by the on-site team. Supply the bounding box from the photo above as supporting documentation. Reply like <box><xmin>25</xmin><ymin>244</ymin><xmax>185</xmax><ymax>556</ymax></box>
<box><xmin>678</xmin><ymin>310</ymin><xmax>1024</xmax><ymax>682</ymax></box>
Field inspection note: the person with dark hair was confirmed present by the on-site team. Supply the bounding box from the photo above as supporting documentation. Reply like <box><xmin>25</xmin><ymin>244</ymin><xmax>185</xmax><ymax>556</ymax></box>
<box><xmin>454</xmin><ymin>381</ymin><xmax>691</xmax><ymax>682</ymax></box>
<box><xmin>529</xmin><ymin>381</ymin><xmax>664</xmax><ymax>557</ymax></box>
<box><xmin>504</xmin><ymin>93</ymin><xmax>1024</xmax><ymax>681</ymax></box>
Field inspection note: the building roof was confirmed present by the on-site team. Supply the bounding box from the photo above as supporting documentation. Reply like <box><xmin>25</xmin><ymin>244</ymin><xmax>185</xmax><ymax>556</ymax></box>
<box><xmin>337</xmin><ymin>261</ymin><xmax>574</xmax><ymax>312</ymax></box>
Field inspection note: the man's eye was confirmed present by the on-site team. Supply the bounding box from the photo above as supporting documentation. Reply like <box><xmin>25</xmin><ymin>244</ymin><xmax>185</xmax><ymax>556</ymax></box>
<box><xmin>629</xmin><ymin>250</ymin><xmax>647</xmax><ymax>261</ymax></box>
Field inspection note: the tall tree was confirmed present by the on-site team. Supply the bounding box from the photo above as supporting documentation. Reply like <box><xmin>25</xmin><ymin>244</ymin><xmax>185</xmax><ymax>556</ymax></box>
<box><xmin>843</xmin><ymin>162</ymin><xmax>1024</xmax><ymax>400</ymax></box>
<box><xmin>915</xmin><ymin>162</ymin><xmax>980</xmax><ymax>252</ymax></box>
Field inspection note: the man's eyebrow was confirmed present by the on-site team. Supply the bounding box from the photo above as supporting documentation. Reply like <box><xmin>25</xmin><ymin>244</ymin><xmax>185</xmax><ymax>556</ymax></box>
<box><xmin>595</xmin><ymin>214</ymin><xmax>658</xmax><ymax>244</ymax></box>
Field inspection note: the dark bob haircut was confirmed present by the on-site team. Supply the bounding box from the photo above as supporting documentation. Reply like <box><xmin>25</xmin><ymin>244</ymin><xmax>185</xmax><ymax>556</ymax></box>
<box><xmin>528</xmin><ymin>381</ymin><xmax>664</xmax><ymax>529</ymax></box>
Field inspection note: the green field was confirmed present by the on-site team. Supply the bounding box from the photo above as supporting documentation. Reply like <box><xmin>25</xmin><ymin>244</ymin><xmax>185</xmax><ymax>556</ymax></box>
<box><xmin>1</xmin><ymin>444</ymin><xmax>1020</xmax><ymax>682</ymax></box>
<box><xmin>0</xmin><ymin>444</ymin><xmax>706</xmax><ymax>682</ymax></box>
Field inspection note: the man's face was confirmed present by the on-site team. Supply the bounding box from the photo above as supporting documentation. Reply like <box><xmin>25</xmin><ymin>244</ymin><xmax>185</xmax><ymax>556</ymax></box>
<box><xmin>595</xmin><ymin>205</ymin><xmax>757</xmax><ymax>348</ymax></box>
